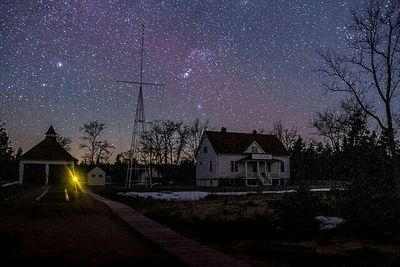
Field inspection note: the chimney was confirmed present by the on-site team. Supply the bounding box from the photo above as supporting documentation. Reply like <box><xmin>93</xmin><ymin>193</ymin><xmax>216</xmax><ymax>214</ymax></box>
<box><xmin>221</xmin><ymin>127</ymin><xmax>227</xmax><ymax>133</ymax></box>
<box><xmin>253</xmin><ymin>129</ymin><xmax>257</xmax><ymax>135</ymax></box>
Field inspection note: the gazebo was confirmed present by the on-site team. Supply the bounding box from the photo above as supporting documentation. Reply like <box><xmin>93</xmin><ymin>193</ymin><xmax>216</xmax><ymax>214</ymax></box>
<box><xmin>19</xmin><ymin>125</ymin><xmax>78</xmax><ymax>185</ymax></box>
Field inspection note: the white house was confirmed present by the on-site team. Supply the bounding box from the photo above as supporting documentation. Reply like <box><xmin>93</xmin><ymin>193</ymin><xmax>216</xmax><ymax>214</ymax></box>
<box><xmin>196</xmin><ymin>128</ymin><xmax>290</xmax><ymax>187</ymax></box>
<box><xmin>87</xmin><ymin>166</ymin><xmax>106</xmax><ymax>186</ymax></box>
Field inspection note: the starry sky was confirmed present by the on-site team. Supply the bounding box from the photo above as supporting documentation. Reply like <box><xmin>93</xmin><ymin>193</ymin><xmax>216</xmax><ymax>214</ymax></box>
<box><xmin>1</xmin><ymin>0</ymin><xmax>362</xmax><ymax>159</ymax></box>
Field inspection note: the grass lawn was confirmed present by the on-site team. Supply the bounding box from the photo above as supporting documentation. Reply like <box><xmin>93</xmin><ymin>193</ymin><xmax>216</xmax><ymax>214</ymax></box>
<box><xmin>96</xmin><ymin>187</ymin><xmax>400</xmax><ymax>267</ymax></box>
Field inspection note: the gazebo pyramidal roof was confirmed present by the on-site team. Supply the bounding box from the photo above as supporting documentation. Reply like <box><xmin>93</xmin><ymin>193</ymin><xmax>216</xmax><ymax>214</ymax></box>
<box><xmin>21</xmin><ymin>125</ymin><xmax>77</xmax><ymax>162</ymax></box>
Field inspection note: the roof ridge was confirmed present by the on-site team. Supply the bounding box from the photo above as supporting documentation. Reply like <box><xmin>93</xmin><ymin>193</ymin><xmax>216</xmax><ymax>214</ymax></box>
<box><xmin>205</xmin><ymin>130</ymin><xmax>276</xmax><ymax>136</ymax></box>
<box><xmin>204</xmin><ymin>130</ymin><xmax>288</xmax><ymax>155</ymax></box>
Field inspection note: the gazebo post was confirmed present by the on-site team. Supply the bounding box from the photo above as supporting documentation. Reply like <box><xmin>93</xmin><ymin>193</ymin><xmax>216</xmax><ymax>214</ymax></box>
<box><xmin>45</xmin><ymin>164</ymin><xmax>49</xmax><ymax>185</ymax></box>
<box><xmin>18</xmin><ymin>161</ymin><xmax>24</xmax><ymax>185</ymax></box>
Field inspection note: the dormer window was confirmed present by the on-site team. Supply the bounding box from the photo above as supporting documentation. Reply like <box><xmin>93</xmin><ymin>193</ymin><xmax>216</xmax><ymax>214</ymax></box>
<box><xmin>251</xmin><ymin>146</ymin><xmax>258</xmax><ymax>153</ymax></box>
<box><xmin>203</xmin><ymin>146</ymin><xmax>208</xmax><ymax>153</ymax></box>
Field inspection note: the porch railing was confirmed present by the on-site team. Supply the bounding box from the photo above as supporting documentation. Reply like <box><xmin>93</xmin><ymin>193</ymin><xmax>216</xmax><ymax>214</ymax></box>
<box><xmin>234</xmin><ymin>172</ymin><xmax>279</xmax><ymax>183</ymax></box>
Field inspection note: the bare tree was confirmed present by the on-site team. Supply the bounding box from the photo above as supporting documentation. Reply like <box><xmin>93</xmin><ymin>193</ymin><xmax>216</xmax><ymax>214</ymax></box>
<box><xmin>313</xmin><ymin>100</ymin><xmax>368</xmax><ymax>150</ymax></box>
<box><xmin>141</xmin><ymin>119</ymin><xmax>198</xmax><ymax>165</ymax></box>
<box><xmin>187</xmin><ymin>118</ymin><xmax>209</xmax><ymax>160</ymax></box>
<box><xmin>96</xmin><ymin>140</ymin><xmax>115</xmax><ymax>164</ymax></box>
<box><xmin>319</xmin><ymin>0</ymin><xmax>400</xmax><ymax>193</ymax></box>
<box><xmin>175</xmin><ymin>123</ymin><xmax>189</xmax><ymax>164</ymax></box>
<box><xmin>57</xmin><ymin>136</ymin><xmax>72</xmax><ymax>151</ymax></box>
<box><xmin>79</xmin><ymin>121</ymin><xmax>114</xmax><ymax>164</ymax></box>
<box><xmin>313</xmin><ymin>110</ymin><xmax>346</xmax><ymax>151</ymax></box>
<box><xmin>271</xmin><ymin>121</ymin><xmax>299</xmax><ymax>151</ymax></box>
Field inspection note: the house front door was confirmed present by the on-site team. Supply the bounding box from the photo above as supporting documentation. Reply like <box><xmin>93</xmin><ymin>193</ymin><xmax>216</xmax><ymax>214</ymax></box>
<box><xmin>252</xmin><ymin>162</ymin><xmax>257</xmax><ymax>173</ymax></box>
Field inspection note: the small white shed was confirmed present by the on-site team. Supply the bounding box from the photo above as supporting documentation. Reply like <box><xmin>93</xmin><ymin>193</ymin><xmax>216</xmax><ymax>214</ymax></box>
<box><xmin>87</xmin><ymin>166</ymin><xmax>106</xmax><ymax>186</ymax></box>
<box><xmin>138</xmin><ymin>167</ymin><xmax>162</xmax><ymax>184</ymax></box>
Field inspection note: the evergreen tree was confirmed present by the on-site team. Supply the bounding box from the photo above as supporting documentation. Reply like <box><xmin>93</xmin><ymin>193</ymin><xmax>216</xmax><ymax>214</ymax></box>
<box><xmin>0</xmin><ymin>121</ymin><xmax>14</xmax><ymax>180</ymax></box>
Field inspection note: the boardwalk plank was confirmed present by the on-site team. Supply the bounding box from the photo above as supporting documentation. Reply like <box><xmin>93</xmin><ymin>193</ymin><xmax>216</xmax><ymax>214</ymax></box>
<box><xmin>87</xmin><ymin>190</ymin><xmax>250</xmax><ymax>267</ymax></box>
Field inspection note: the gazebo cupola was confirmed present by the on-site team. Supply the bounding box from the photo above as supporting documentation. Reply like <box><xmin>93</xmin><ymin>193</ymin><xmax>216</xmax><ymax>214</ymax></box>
<box><xmin>45</xmin><ymin>125</ymin><xmax>57</xmax><ymax>138</ymax></box>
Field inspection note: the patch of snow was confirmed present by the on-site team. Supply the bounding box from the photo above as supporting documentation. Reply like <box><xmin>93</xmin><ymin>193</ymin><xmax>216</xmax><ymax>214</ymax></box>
<box><xmin>262</xmin><ymin>189</ymin><xmax>295</xmax><ymax>194</ymax></box>
<box><xmin>120</xmin><ymin>191</ymin><xmax>210</xmax><ymax>201</ymax></box>
<box><xmin>310</xmin><ymin>188</ymin><xmax>331</xmax><ymax>192</ymax></box>
<box><xmin>1</xmin><ymin>181</ymin><xmax>18</xmax><ymax>188</ymax></box>
<box><xmin>315</xmin><ymin>216</ymin><xmax>345</xmax><ymax>230</ymax></box>
<box><xmin>213</xmin><ymin>192</ymin><xmax>249</xmax><ymax>196</ymax></box>
<box><xmin>118</xmin><ymin>187</ymin><xmax>333</xmax><ymax>201</ymax></box>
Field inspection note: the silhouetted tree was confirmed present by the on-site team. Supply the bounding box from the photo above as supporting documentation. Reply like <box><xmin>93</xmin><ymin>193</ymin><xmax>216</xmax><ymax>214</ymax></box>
<box><xmin>79</xmin><ymin>121</ymin><xmax>114</xmax><ymax>164</ymax></box>
<box><xmin>319</xmin><ymin>0</ymin><xmax>400</xmax><ymax>193</ymax></box>
<box><xmin>57</xmin><ymin>136</ymin><xmax>72</xmax><ymax>151</ymax></box>
<box><xmin>0</xmin><ymin>121</ymin><xmax>14</xmax><ymax>179</ymax></box>
<box><xmin>187</xmin><ymin>118</ymin><xmax>209</xmax><ymax>160</ymax></box>
<box><xmin>271</xmin><ymin>120</ymin><xmax>299</xmax><ymax>151</ymax></box>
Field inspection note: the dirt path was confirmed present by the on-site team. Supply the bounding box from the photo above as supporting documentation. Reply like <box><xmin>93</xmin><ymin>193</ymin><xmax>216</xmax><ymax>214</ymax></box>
<box><xmin>0</xmin><ymin>186</ymin><xmax>180</xmax><ymax>266</ymax></box>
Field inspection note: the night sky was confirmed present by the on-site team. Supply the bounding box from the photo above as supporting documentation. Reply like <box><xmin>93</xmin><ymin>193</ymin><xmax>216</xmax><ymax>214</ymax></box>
<box><xmin>1</xmin><ymin>0</ymin><xmax>362</xmax><ymax>159</ymax></box>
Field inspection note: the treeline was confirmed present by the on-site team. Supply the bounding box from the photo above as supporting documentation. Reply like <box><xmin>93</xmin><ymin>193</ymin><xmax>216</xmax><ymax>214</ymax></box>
<box><xmin>283</xmin><ymin>99</ymin><xmax>397</xmax><ymax>191</ymax></box>
<box><xmin>0</xmin><ymin>121</ymin><xmax>22</xmax><ymax>181</ymax></box>
<box><xmin>113</xmin><ymin>118</ymin><xmax>208</xmax><ymax>185</ymax></box>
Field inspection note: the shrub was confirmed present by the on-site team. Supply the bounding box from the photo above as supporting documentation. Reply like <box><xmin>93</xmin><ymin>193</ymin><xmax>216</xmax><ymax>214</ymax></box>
<box><xmin>278</xmin><ymin>183</ymin><xmax>322</xmax><ymax>232</ymax></box>
<box><xmin>339</xmin><ymin>176</ymin><xmax>400</xmax><ymax>239</ymax></box>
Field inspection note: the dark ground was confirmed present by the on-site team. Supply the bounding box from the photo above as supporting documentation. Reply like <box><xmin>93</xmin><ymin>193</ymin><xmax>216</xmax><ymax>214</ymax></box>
<box><xmin>0</xmin><ymin>185</ymin><xmax>180</xmax><ymax>266</ymax></box>
<box><xmin>97</xmin><ymin>188</ymin><xmax>400</xmax><ymax>267</ymax></box>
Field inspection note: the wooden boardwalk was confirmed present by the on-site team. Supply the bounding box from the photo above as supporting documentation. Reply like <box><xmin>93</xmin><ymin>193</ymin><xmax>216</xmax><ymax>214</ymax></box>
<box><xmin>87</xmin><ymin>191</ymin><xmax>250</xmax><ymax>267</ymax></box>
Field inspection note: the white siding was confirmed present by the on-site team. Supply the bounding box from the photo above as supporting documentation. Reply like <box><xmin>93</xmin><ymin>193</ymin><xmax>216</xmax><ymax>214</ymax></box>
<box><xmin>87</xmin><ymin>167</ymin><xmax>106</xmax><ymax>186</ymax></box>
<box><xmin>274</xmin><ymin>156</ymin><xmax>290</xmax><ymax>179</ymax></box>
<box><xmin>216</xmin><ymin>154</ymin><xmax>245</xmax><ymax>178</ymax></box>
<box><xmin>196</xmin><ymin>136</ymin><xmax>217</xmax><ymax>180</ymax></box>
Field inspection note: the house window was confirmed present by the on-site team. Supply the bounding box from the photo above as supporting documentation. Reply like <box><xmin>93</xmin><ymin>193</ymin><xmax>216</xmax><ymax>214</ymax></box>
<box><xmin>252</xmin><ymin>162</ymin><xmax>257</xmax><ymax>173</ymax></box>
<box><xmin>251</xmin><ymin>146</ymin><xmax>258</xmax><ymax>153</ymax></box>
<box><xmin>91</xmin><ymin>174</ymin><xmax>95</xmax><ymax>177</ymax></box>
<box><xmin>99</xmin><ymin>174</ymin><xmax>103</xmax><ymax>177</ymax></box>
<box><xmin>231</xmin><ymin>161</ymin><xmax>238</xmax><ymax>172</ymax></box>
<box><xmin>209</xmin><ymin>161</ymin><xmax>213</xmax><ymax>172</ymax></box>
<box><xmin>281</xmin><ymin>162</ymin><xmax>285</xmax><ymax>172</ymax></box>
<box><xmin>203</xmin><ymin>146</ymin><xmax>208</xmax><ymax>153</ymax></box>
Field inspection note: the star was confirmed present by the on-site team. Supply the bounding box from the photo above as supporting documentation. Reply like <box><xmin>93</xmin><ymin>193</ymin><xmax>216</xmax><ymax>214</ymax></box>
<box><xmin>0</xmin><ymin>0</ymin><xmax>363</xmax><ymax>158</ymax></box>
<box><xmin>182</xmin><ymin>68</ymin><xmax>192</xmax><ymax>78</ymax></box>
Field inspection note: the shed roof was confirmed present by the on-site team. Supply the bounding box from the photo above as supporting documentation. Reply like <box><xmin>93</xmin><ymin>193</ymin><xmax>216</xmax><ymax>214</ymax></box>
<box><xmin>204</xmin><ymin>130</ymin><xmax>288</xmax><ymax>156</ymax></box>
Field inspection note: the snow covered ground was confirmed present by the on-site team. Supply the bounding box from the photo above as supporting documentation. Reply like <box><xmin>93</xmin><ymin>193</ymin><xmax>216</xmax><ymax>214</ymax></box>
<box><xmin>1</xmin><ymin>181</ymin><xmax>18</xmax><ymax>188</ymax></box>
<box><xmin>314</xmin><ymin>216</ymin><xmax>345</xmax><ymax>230</ymax></box>
<box><xmin>118</xmin><ymin>191</ymin><xmax>210</xmax><ymax>201</ymax></box>
<box><xmin>118</xmin><ymin>188</ymin><xmax>332</xmax><ymax>201</ymax></box>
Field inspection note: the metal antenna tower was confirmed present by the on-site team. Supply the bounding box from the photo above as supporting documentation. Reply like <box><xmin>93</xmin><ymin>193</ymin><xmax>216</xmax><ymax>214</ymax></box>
<box><xmin>118</xmin><ymin>24</ymin><xmax>164</xmax><ymax>188</ymax></box>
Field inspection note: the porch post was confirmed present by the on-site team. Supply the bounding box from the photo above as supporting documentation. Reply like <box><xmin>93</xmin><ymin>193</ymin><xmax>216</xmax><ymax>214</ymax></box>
<box><xmin>257</xmin><ymin>161</ymin><xmax>259</xmax><ymax>175</ymax></box>
<box><xmin>264</xmin><ymin>161</ymin><xmax>267</xmax><ymax>174</ymax></box>
<box><xmin>45</xmin><ymin>164</ymin><xmax>49</xmax><ymax>185</ymax></box>
<box><xmin>245</xmin><ymin>161</ymin><xmax>248</xmax><ymax>177</ymax></box>
<box><xmin>278</xmin><ymin>162</ymin><xmax>281</xmax><ymax>186</ymax></box>
<box><xmin>18</xmin><ymin>161</ymin><xmax>24</xmax><ymax>185</ymax></box>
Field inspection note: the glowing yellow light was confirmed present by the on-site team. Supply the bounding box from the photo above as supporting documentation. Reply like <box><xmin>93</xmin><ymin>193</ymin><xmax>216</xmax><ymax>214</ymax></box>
<box><xmin>73</xmin><ymin>176</ymin><xmax>78</xmax><ymax>183</ymax></box>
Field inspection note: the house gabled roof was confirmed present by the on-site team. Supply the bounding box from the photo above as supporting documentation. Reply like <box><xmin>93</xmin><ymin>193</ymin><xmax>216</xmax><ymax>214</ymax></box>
<box><xmin>21</xmin><ymin>126</ymin><xmax>77</xmax><ymax>162</ymax></box>
<box><xmin>204</xmin><ymin>130</ymin><xmax>288</xmax><ymax>156</ymax></box>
